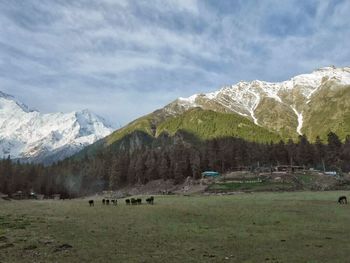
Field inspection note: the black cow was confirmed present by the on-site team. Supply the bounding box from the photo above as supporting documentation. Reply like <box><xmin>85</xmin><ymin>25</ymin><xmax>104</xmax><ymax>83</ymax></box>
<box><xmin>146</xmin><ymin>196</ymin><xmax>154</xmax><ymax>205</ymax></box>
<box><xmin>125</xmin><ymin>199</ymin><xmax>130</xmax><ymax>205</ymax></box>
<box><xmin>88</xmin><ymin>200</ymin><xmax>94</xmax><ymax>206</ymax></box>
<box><xmin>131</xmin><ymin>198</ymin><xmax>137</xmax><ymax>205</ymax></box>
<box><xmin>106</xmin><ymin>199</ymin><xmax>110</xmax><ymax>205</ymax></box>
<box><xmin>102</xmin><ymin>199</ymin><xmax>106</xmax><ymax>205</ymax></box>
<box><xmin>338</xmin><ymin>196</ymin><xmax>347</xmax><ymax>204</ymax></box>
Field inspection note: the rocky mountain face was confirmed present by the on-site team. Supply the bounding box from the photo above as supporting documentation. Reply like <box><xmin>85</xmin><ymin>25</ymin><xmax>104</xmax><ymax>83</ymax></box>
<box><xmin>167</xmin><ymin>66</ymin><xmax>350</xmax><ymax>141</ymax></box>
<box><xmin>0</xmin><ymin>91</ymin><xmax>113</xmax><ymax>163</ymax></box>
<box><xmin>91</xmin><ymin>66</ymin><xmax>350</xmax><ymax>159</ymax></box>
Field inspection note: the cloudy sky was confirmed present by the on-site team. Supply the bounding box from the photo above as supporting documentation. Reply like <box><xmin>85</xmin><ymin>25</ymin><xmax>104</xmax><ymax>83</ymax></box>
<box><xmin>0</xmin><ymin>0</ymin><xmax>349</xmax><ymax>127</ymax></box>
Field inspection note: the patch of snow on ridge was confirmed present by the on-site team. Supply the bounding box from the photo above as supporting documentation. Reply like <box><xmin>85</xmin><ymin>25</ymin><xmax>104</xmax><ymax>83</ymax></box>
<box><xmin>291</xmin><ymin>106</ymin><xmax>303</xmax><ymax>135</ymax></box>
<box><xmin>250</xmin><ymin>107</ymin><xmax>259</xmax><ymax>125</ymax></box>
<box><xmin>246</xmin><ymin>88</ymin><xmax>260</xmax><ymax>125</ymax></box>
<box><xmin>292</xmin><ymin>66</ymin><xmax>350</xmax><ymax>98</ymax></box>
<box><xmin>179</xmin><ymin>94</ymin><xmax>198</xmax><ymax>104</ymax></box>
<box><xmin>334</xmin><ymin>67</ymin><xmax>350</xmax><ymax>84</ymax></box>
<box><xmin>205</xmin><ymin>90</ymin><xmax>220</xmax><ymax>99</ymax></box>
<box><xmin>255</xmin><ymin>81</ymin><xmax>283</xmax><ymax>103</ymax></box>
<box><xmin>0</xmin><ymin>91</ymin><xmax>34</xmax><ymax>113</ymax></box>
<box><xmin>227</xmin><ymin>82</ymin><xmax>261</xmax><ymax>125</ymax></box>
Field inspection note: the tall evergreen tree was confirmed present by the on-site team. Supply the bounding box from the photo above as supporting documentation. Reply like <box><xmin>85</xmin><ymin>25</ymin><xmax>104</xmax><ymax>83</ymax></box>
<box><xmin>327</xmin><ymin>132</ymin><xmax>342</xmax><ymax>169</ymax></box>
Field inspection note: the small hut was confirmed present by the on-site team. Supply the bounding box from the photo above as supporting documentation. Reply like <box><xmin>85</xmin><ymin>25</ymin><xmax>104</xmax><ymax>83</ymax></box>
<box><xmin>202</xmin><ymin>171</ymin><xmax>220</xmax><ymax>178</ymax></box>
<box><xmin>29</xmin><ymin>192</ymin><xmax>37</xmax><ymax>199</ymax></box>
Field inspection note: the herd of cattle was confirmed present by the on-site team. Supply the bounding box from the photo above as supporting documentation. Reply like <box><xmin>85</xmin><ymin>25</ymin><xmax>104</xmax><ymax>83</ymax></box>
<box><xmin>88</xmin><ymin>196</ymin><xmax>154</xmax><ymax>206</ymax></box>
<box><xmin>87</xmin><ymin>195</ymin><xmax>348</xmax><ymax>206</ymax></box>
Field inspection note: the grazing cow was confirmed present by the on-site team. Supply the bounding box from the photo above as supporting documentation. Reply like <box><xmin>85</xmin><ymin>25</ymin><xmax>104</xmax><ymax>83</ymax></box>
<box><xmin>131</xmin><ymin>198</ymin><xmax>137</xmax><ymax>205</ymax></box>
<box><xmin>146</xmin><ymin>196</ymin><xmax>154</xmax><ymax>205</ymax></box>
<box><xmin>338</xmin><ymin>196</ymin><xmax>347</xmax><ymax>204</ymax></box>
<box><xmin>106</xmin><ymin>199</ymin><xmax>110</xmax><ymax>205</ymax></box>
<box><xmin>88</xmin><ymin>200</ymin><xmax>94</xmax><ymax>206</ymax></box>
<box><xmin>102</xmin><ymin>199</ymin><xmax>106</xmax><ymax>205</ymax></box>
<box><xmin>125</xmin><ymin>199</ymin><xmax>130</xmax><ymax>205</ymax></box>
<box><xmin>137</xmin><ymin>198</ymin><xmax>142</xmax><ymax>205</ymax></box>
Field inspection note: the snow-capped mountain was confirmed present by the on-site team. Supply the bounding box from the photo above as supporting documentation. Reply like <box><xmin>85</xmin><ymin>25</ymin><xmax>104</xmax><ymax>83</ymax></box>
<box><xmin>165</xmin><ymin>66</ymin><xmax>350</xmax><ymax>140</ymax></box>
<box><xmin>79</xmin><ymin>66</ymin><xmax>350</xmax><ymax>160</ymax></box>
<box><xmin>0</xmin><ymin>91</ymin><xmax>113</xmax><ymax>163</ymax></box>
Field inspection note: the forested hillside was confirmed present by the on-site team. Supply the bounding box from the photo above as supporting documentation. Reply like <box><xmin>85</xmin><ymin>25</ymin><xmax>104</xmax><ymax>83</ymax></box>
<box><xmin>78</xmin><ymin>108</ymin><xmax>281</xmax><ymax>158</ymax></box>
<box><xmin>1</xmin><ymin>131</ymin><xmax>349</xmax><ymax>197</ymax></box>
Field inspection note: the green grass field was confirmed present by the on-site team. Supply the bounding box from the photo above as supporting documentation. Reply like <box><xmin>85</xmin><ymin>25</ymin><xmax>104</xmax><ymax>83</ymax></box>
<box><xmin>207</xmin><ymin>181</ymin><xmax>295</xmax><ymax>192</ymax></box>
<box><xmin>1</xmin><ymin>191</ymin><xmax>350</xmax><ymax>262</ymax></box>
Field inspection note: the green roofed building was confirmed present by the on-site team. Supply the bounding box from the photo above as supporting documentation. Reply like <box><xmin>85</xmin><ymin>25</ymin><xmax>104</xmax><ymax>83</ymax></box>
<box><xmin>202</xmin><ymin>171</ymin><xmax>220</xmax><ymax>177</ymax></box>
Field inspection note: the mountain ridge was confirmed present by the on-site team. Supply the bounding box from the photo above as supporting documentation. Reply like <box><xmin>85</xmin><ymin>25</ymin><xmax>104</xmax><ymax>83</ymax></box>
<box><xmin>0</xmin><ymin>90</ymin><xmax>113</xmax><ymax>163</ymax></box>
<box><xmin>83</xmin><ymin>66</ymin><xmax>350</xmax><ymax>158</ymax></box>
<box><xmin>168</xmin><ymin>66</ymin><xmax>350</xmax><ymax>140</ymax></box>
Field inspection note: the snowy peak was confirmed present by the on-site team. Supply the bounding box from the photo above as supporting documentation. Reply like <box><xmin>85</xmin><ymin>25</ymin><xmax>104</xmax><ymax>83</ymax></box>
<box><xmin>75</xmin><ymin>109</ymin><xmax>112</xmax><ymax>137</ymax></box>
<box><xmin>0</xmin><ymin>91</ymin><xmax>113</xmax><ymax>163</ymax></box>
<box><xmin>0</xmin><ymin>91</ymin><xmax>34</xmax><ymax>113</ymax></box>
<box><xmin>169</xmin><ymin>66</ymin><xmax>350</xmax><ymax>139</ymax></box>
<box><xmin>290</xmin><ymin>66</ymin><xmax>350</xmax><ymax>99</ymax></box>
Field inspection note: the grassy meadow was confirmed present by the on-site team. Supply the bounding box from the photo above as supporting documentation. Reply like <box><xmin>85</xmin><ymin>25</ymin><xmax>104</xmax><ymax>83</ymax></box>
<box><xmin>1</xmin><ymin>191</ymin><xmax>350</xmax><ymax>262</ymax></box>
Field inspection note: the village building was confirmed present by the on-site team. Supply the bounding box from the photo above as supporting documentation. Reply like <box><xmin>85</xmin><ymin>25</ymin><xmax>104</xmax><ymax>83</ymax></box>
<box><xmin>202</xmin><ymin>171</ymin><xmax>220</xmax><ymax>178</ymax></box>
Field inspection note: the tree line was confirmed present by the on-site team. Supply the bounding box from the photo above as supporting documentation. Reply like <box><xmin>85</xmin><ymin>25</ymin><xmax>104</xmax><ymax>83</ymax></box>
<box><xmin>0</xmin><ymin>131</ymin><xmax>349</xmax><ymax>197</ymax></box>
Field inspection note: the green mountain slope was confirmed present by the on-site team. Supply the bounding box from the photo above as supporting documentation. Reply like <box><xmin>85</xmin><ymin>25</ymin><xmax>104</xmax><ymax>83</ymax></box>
<box><xmin>156</xmin><ymin>108</ymin><xmax>280</xmax><ymax>142</ymax></box>
<box><xmin>78</xmin><ymin>108</ymin><xmax>281</xmax><ymax>157</ymax></box>
<box><xmin>303</xmin><ymin>82</ymin><xmax>350</xmax><ymax>141</ymax></box>
<box><xmin>254</xmin><ymin>97</ymin><xmax>299</xmax><ymax>139</ymax></box>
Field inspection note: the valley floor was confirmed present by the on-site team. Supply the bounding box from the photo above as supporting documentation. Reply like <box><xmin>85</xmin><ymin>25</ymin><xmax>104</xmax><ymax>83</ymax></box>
<box><xmin>1</xmin><ymin>191</ymin><xmax>350</xmax><ymax>262</ymax></box>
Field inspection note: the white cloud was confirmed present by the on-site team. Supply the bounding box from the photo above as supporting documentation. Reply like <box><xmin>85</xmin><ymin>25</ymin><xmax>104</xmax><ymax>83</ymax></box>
<box><xmin>0</xmin><ymin>0</ymin><xmax>349</xmax><ymax>126</ymax></box>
